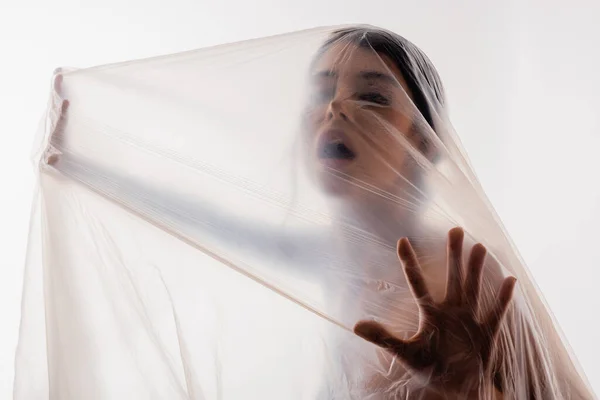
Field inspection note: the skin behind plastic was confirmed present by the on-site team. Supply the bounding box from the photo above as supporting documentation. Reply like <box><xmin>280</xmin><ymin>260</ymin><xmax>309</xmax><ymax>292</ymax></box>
<box><xmin>15</xmin><ymin>25</ymin><xmax>596</xmax><ymax>399</ymax></box>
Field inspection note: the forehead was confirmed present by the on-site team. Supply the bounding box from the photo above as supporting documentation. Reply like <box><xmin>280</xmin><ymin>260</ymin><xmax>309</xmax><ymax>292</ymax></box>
<box><xmin>312</xmin><ymin>41</ymin><xmax>408</xmax><ymax>88</ymax></box>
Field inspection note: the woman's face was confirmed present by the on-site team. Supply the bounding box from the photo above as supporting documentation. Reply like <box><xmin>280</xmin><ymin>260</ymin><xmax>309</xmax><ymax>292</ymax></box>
<box><xmin>303</xmin><ymin>41</ymin><xmax>422</xmax><ymax>198</ymax></box>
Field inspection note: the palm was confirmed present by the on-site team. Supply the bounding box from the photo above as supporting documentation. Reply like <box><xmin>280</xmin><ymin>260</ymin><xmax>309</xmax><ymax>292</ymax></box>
<box><xmin>354</xmin><ymin>227</ymin><xmax>516</xmax><ymax>396</ymax></box>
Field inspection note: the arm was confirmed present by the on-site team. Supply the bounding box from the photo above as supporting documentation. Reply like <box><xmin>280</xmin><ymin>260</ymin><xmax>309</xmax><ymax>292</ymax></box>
<box><xmin>49</xmin><ymin>151</ymin><xmax>323</xmax><ymax>272</ymax></box>
<box><xmin>47</xmin><ymin>76</ymin><xmax>323</xmax><ymax>275</ymax></box>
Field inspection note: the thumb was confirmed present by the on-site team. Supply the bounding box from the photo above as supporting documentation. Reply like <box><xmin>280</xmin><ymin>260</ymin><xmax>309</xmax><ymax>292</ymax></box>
<box><xmin>355</xmin><ymin>321</ymin><xmax>434</xmax><ymax>371</ymax></box>
<box><xmin>354</xmin><ymin>320</ymin><xmax>406</xmax><ymax>351</ymax></box>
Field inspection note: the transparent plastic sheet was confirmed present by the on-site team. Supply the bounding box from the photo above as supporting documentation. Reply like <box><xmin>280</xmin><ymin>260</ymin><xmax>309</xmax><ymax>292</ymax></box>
<box><xmin>14</xmin><ymin>25</ymin><xmax>596</xmax><ymax>399</ymax></box>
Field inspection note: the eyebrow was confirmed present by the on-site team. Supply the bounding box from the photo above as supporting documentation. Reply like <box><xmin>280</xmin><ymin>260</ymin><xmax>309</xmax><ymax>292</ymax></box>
<box><xmin>314</xmin><ymin>70</ymin><xmax>335</xmax><ymax>79</ymax></box>
<box><xmin>360</xmin><ymin>71</ymin><xmax>399</xmax><ymax>86</ymax></box>
<box><xmin>313</xmin><ymin>70</ymin><xmax>399</xmax><ymax>86</ymax></box>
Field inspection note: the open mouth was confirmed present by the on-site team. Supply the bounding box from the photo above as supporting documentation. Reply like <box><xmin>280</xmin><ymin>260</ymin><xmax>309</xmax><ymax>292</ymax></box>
<box><xmin>320</xmin><ymin>139</ymin><xmax>356</xmax><ymax>160</ymax></box>
<box><xmin>318</xmin><ymin>129</ymin><xmax>357</xmax><ymax>165</ymax></box>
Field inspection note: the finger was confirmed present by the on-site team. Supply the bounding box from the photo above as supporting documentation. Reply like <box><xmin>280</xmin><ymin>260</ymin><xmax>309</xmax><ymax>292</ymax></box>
<box><xmin>52</xmin><ymin>67</ymin><xmax>72</xmax><ymax>98</ymax></box>
<box><xmin>53</xmin><ymin>71</ymin><xmax>63</xmax><ymax>94</ymax></box>
<box><xmin>464</xmin><ymin>243</ymin><xmax>486</xmax><ymax>312</ymax></box>
<box><xmin>53</xmin><ymin>100</ymin><xmax>70</xmax><ymax>135</ymax></box>
<box><xmin>483</xmin><ymin>277</ymin><xmax>517</xmax><ymax>336</ymax></box>
<box><xmin>355</xmin><ymin>321</ymin><xmax>435</xmax><ymax>370</ymax></box>
<box><xmin>445</xmin><ymin>227</ymin><xmax>465</xmax><ymax>305</ymax></box>
<box><xmin>398</xmin><ymin>237</ymin><xmax>433</xmax><ymax>308</ymax></box>
<box><xmin>354</xmin><ymin>320</ymin><xmax>407</xmax><ymax>350</ymax></box>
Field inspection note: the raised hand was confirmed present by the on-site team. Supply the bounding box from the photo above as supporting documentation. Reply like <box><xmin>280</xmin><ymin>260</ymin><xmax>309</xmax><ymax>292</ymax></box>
<box><xmin>354</xmin><ymin>227</ymin><xmax>516</xmax><ymax>397</ymax></box>
<box><xmin>45</xmin><ymin>71</ymin><xmax>69</xmax><ymax>166</ymax></box>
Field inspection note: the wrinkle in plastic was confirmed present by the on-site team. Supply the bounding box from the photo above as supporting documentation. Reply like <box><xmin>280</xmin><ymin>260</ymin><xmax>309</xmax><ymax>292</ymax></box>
<box><xmin>14</xmin><ymin>26</ymin><xmax>596</xmax><ymax>399</ymax></box>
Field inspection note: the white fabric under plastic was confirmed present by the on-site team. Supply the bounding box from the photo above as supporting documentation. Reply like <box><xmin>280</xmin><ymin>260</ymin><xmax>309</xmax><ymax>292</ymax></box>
<box><xmin>15</xmin><ymin>25</ymin><xmax>596</xmax><ymax>399</ymax></box>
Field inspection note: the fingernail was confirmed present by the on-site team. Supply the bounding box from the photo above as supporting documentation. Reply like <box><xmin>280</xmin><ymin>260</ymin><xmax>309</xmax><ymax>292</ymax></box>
<box><xmin>47</xmin><ymin>154</ymin><xmax>59</xmax><ymax>165</ymax></box>
<box><xmin>449</xmin><ymin>226</ymin><xmax>464</xmax><ymax>240</ymax></box>
<box><xmin>354</xmin><ymin>322</ymin><xmax>371</xmax><ymax>337</ymax></box>
<box><xmin>397</xmin><ymin>238</ymin><xmax>412</xmax><ymax>257</ymax></box>
<box><xmin>354</xmin><ymin>321</ymin><xmax>382</xmax><ymax>341</ymax></box>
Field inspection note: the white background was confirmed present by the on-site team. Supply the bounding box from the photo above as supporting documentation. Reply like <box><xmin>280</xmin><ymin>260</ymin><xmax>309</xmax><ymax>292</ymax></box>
<box><xmin>1</xmin><ymin>0</ymin><xmax>598</xmax><ymax>398</ymax></box>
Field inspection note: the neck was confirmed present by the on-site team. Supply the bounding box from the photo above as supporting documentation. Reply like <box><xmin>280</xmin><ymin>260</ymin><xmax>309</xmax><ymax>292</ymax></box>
<box><xmin>334</xmin><ymin>195</ymin><xmax>420</xmax><ymax>247</ymax></box>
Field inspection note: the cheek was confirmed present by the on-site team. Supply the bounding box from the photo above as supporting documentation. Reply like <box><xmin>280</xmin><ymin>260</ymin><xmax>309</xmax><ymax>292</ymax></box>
<box><xmin>302</xmin><ymin>105</ymin><xmax>327</xmax><ymax>138</ymax></box>
<box><xmin>355</xmin><ymin>112</ymin><xmax>412</xmax><ymax>160</ymax></box>
<box><xmin>361</xmin><ymin>151</ymin><xmax>409</xmax><ymax>184</ymax></box>
<box><xmin>355</xmin><ymin>128</ymin><xmax>413</xmax><ymax>186</ymax></box>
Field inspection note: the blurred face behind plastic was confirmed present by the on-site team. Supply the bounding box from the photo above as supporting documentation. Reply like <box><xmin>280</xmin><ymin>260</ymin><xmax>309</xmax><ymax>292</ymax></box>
<box><xmin>304</xmin><ymin>41</ymin><xmax>422</xmax><ymax>201</ymax></box>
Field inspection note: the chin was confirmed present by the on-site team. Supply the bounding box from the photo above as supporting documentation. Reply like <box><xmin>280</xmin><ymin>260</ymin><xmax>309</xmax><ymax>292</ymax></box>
<box><xmin>315</xmin><ymin>170</ymin><xmax>360</xmax><ymax>199</ymax></box>
<box><xmin>318</xmin><ymin>179</ymin><xmax>351</xmax><ymax>197</ymax></box>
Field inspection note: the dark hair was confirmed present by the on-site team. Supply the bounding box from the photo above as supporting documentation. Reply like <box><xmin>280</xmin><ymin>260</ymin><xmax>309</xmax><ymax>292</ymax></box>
<box><xmin>318</xmin><ymin>26</ymin><xmax>446</xmax><ymax>135</ymax></box>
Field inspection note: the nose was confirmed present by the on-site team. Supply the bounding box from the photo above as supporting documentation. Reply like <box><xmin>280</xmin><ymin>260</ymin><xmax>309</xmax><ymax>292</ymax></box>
<box><xmin>326</xmin><ymin>98</ymin><xmax>349</xmax><ymax>121</ymax></box>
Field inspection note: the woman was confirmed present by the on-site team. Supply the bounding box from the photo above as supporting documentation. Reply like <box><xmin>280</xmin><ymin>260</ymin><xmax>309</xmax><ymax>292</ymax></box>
<box><xmin>302</xmin><ymin>27</ymin><xmax>595</xmax><ymax>399</ymax></box>
<box><xmin>301</xmin><ymin>28</ymin><xmax>513</xmax><ymax>399</ymax></box>
<box><xmin>49</xmin><ymin>26</ymin><xmax>593</xmax><ymax>399</ymax></box>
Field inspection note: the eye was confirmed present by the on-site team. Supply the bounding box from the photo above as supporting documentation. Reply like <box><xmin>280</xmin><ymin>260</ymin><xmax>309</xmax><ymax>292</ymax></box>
<box><xmin>358</xmin><ymin>92</ymin><xmax>390</xmax><ymax>106</ymax></box>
